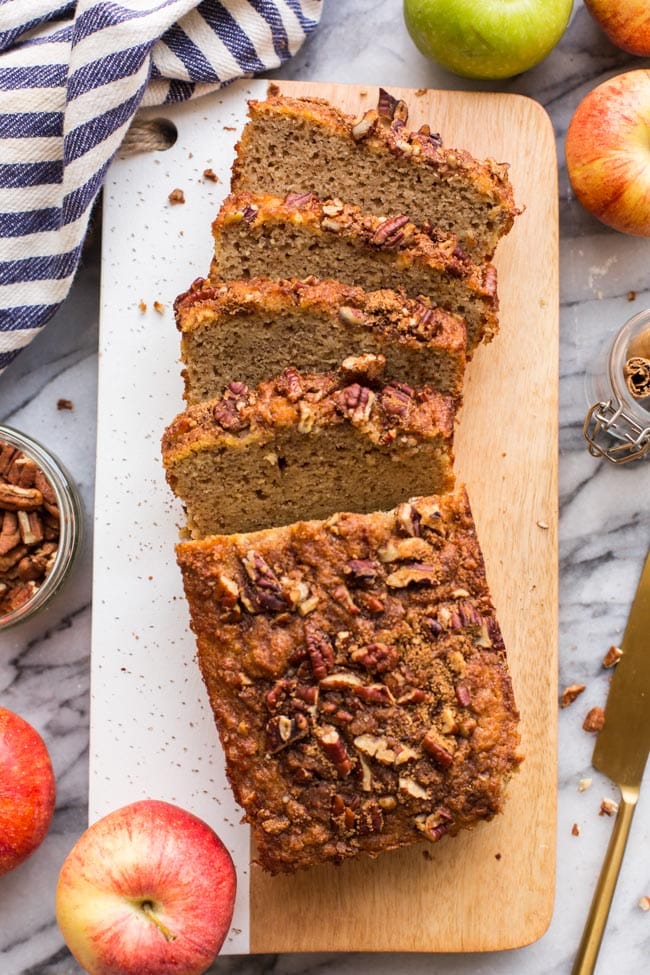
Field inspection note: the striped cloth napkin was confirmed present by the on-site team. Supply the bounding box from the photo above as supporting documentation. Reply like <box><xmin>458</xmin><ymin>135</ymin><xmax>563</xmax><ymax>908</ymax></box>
<box><xmin>0</xmin><ymin>0</ymin><xmax>322</xmax><ymax>374</ymax></box>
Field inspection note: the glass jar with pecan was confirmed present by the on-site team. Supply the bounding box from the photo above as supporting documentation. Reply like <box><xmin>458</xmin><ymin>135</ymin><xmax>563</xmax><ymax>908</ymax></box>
<box><xmin>584</xmin><ymin>308</ymin><xmax>650</xmax><ymax>464</ymax></box>
<box><xmin>0</xmin><ymin>425</ymin><xmax>82</xmax><ymax>629</ymax></box>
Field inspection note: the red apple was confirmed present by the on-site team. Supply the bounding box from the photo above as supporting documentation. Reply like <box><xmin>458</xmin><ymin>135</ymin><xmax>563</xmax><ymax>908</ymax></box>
<box><xmin>584</xmin><ymin>0</ymin><xmax>650</xmax><ymax>56</ymax></box>
<box><xmin>0</xmin><ymin>707</ymin><xmax>56</xmax><ymax>876</ymax></box>
<box><xmin>55</xmin><ymin>799</ymin><xmax>236</xmax><ymax>975</ymax></box>
<box><xmin>565</xmin><ymin>69</ymin><xmax>650</xmax><ymax>236</ymax></box>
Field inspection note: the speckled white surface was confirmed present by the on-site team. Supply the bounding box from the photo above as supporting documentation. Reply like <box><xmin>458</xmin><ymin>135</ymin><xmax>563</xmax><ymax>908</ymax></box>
<box><xmin>1</xmin><ymin>3</ymin><xmax>650</xmax><ymax>974</ymax></box>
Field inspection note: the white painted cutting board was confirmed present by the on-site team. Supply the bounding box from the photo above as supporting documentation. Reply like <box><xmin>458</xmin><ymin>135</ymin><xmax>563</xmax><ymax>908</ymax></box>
<box><xmin>93</xmin><ymin>79</ymin><xmax>558</xmax><ymax>954</ymax></box>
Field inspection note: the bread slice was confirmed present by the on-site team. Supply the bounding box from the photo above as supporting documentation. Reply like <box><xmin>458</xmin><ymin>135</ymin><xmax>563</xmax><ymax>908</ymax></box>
<box><xmin>177</xmin><ymin>277</ymin><xmax>467</xmax><ymax>404</ymax></box>
<box><xmin>176</xmin><ymin>487</ymin><xmax>522</xmax><ymax>874</ymax></box>
<box><xmin>162</xmin><ymin>365</ymin><xmax>456</xmax><ymax>538</ymax></box>
<box><xmin>231</xmin><ymin>87</ymin><xmax>517</xmax><ymax>260</ymax></box>
<box><xmin>211</xmin><ymin>192</ymin><xmax>499</xmax><ymax>353</ymax></box>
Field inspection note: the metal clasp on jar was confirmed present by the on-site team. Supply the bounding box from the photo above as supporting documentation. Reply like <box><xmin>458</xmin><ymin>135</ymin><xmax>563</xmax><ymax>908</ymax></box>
<box><xmin>583</xmin><ymin>399</ymin><xmax>650</xmax><ymax>464</ymax></box>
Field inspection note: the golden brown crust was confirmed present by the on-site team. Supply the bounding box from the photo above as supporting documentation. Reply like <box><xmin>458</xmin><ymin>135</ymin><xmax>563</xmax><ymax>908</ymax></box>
<box><xmin>161</xmin><ymin>365</ymin><xmax>456</xmax><ymax>469</ymax></box>
<box><xmin>175</xmin><ymin>276</ymin><xmax>467</xmax><ymax>352</ymax></box>
<box><xmin>176</xmin><ymin>488</ymin><xmax>522</xmax><ymax>874</ymax></box>
<box><xmin>212</xmin><ymin>191</ymin><xmax>498</xmax><ymax>303</ymax></box>
<box><xmin>231</xmin><ymin>89</ymin><xmax>517</xmax><ymax>255</ymax></box>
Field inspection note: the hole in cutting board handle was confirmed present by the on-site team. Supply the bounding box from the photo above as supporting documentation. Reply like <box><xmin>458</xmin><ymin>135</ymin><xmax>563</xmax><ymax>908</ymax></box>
<box><xmin>118</xmin><ymin>117</ymin><xmax>178</xmax><ymax>158</ymax></box>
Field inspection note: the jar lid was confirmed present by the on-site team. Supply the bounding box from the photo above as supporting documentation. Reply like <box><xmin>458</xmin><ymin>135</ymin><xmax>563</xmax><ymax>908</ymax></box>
<box><xmin>584</xmin><ymin>309</ymin><xmax>650</xmax><ymax>464</ymax></box>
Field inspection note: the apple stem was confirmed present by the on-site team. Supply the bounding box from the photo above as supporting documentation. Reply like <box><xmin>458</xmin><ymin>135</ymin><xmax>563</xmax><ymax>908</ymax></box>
<box><xmin>140</xmin><ymin>901</ymin><xmax>177</xmax><ymax>942</ymax></box>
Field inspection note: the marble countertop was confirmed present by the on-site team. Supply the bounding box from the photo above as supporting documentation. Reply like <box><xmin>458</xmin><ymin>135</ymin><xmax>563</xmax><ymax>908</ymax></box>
<box><xmin>1</xmin><ymin>2</ymin><xmax>650</xmax><ymax>973</ymax></box>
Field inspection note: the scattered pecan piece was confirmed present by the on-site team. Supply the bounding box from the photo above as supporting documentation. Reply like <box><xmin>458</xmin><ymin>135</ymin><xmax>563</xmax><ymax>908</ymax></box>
<box><xmin>583</xmin><ymin>707</ymin><xmax>605</xmax><ymax>733</ymax></box>
<box><xmin>599</xmin><ymin>797</ymin><xmax>618</xmax><ymax>817</ymax></box>
<box><xmin>578</xmin><ymin>778</ymin><xmax>592</xmax><ymax>792</ymax></box>
<box><xmin>560</xmin><ymin>684</ymin><xmax>586</xmax><ymax>708</ymax></box>
<box><xmin>57</xmin><ymin>398</ymin><xmax>73</xmax><ymax>411</ymax></box>
<box><xmin>602</xmin><ymin>645</ymin><xmax>623</xmax><ymax>669</ymax></box>
<box><xmin>168</xmin><ymin>188</ymin><xmax>185</xmax><ymax>204</ymax></box>
<box><xmin>571</xmin><ymin>823</ymin><xmax>580</xmax><ymax>836</ymax></box>
<box><xmin>639</xmin><ymin>896</ymin><xmax>650</xmax><ymax>912</ymax></box>
<box><xmin>202</xmin><ymin>168</ymin><xmax>218</xmax><ymax>182</ymax></box>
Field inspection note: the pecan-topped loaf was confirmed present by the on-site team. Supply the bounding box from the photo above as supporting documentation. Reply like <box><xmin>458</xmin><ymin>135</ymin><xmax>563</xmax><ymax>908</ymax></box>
<box><xmin>162</xmin><ymin>364</ymin><xmax>456</xmax><ymax>538</ymax></box>
<box><xmin>231</xmin><ymin>86</ymin><xmax>517</xmax><ymax>260</ymax></box>
<box><xmin>211</xmin><ymin>191</ymin><xmax>499</xmax><ymax>352</ymax></box>
<box><xmin>176</xmin><ymin>488</ymin><xmax>522</xmax><ymax>874</ymax></box>
<box><xmin>177</xmin><ymin>276</ymin><xmax>467</xmax><ymax>404</ymax></box>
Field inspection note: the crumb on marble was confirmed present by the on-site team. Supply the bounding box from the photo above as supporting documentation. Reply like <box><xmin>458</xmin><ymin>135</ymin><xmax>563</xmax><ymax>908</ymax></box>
<box><xmin>628</xmin><ymin>291</ymin><xmax>637</xmax><ymax>302</ymax></box>
<box><xmin>153</xmin><ymin>301</ymin><xmax>165</xmax><ymax>314</ymax></box>
<box><xmin>639</xmin><ymin>895</ymin><xmax>650</xmax><ymax>912</ymax></box>
<box><xmin>138</xmin><ymin>299</ymin><xmax>147</xmax><ymax>313</ymax></box>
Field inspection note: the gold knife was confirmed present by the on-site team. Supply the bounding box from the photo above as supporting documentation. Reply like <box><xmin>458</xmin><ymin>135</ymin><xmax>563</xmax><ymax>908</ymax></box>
<box><xmin>573</xmin><ymin>547</ymin><xmax>650</xmax><ymax>975</ymax></box>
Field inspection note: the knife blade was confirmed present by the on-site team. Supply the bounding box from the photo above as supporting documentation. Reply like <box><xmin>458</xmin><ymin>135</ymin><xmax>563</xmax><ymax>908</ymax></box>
<box><xmin>573</xmin><ymin>547</ymin><xmax>650</xmax><ymax>975</ymax></box>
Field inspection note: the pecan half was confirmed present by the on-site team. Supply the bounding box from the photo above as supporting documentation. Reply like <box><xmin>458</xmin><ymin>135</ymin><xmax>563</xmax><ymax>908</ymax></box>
<box><xmin>337</xmin><ymin>383</ymin><xmax>375</xmax><ymax>423</ymax></box>
<box><xmin>371</xmin><ymin>215</ymin><xmax>410</xmax><ymax>248</ymax></box>
<box><xmin>305</xmin><ymin>623</ymin><xmax>335</xmax><ymax>680</ymax></box>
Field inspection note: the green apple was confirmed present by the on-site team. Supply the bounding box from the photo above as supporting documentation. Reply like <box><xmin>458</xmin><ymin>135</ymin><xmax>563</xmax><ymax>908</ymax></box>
<box><xmin>403</xmin><ymin>0</ymin><xmax>574</xmax><ymax>80</ymax></box>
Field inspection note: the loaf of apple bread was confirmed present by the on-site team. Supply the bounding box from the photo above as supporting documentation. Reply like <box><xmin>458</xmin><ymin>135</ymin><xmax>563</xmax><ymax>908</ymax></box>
<box><xmin>162</xmin><ymin>363</ymin><xmax>456</xmax><ymax>538</ymax></box>
<box><xmin>176</xmin><ymin>488</ymin><xmax>522</xmax><ymax>874</ymax></box>
<box><xmin>177</xmin><ymin>276</ymin><xmax>467</xmax><ymax>404</ymax></box>
<box><xmin>211</xmin><ymin>191</ymin><xmax>499</xmax><ymax>352</ymax></box>
<box><xmin>231</xmin><ymin>86</ymin><xmax>517</xmax><ymax>260</ymax></box>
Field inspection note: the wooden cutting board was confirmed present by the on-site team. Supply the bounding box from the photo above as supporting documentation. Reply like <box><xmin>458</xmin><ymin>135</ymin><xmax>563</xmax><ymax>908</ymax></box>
<box><xmin>94</xmin><ymin>79</ymin><xmax>558</xmax><ymax>955</ymax></box>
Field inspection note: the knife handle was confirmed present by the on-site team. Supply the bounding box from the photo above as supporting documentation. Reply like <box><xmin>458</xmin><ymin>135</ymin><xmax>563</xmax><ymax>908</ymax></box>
<box><xmin>572</xmin><ymin>790</ymin><xmax>638</xmax><ymax>975</ymax></box>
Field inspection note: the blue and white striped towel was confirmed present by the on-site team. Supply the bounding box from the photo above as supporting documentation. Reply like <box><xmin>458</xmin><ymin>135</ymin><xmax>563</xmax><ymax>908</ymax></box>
<box><xmin>0</xmin><ymin>0</ymin><xmax>322</xmax><ymax>374</ymax></box>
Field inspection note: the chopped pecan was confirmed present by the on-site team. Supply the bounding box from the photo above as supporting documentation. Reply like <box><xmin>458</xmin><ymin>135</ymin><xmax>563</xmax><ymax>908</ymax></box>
<box><xmin>354</xmin><ymin>683</ymin><xmax>395</xmax><ymax>705</ymax></box>
<box><xmin>560</xmin><ymin>684</ymin><xmax>586</xmax><ymax>708</ymax></box>
<box><xmin>385</xmin><ymin>563</ymin><xmax>438</xmax><ymax>588</ymax></box>
<box><xmin>318</xmin><ymin>727</ymin><xmax>353</xmax><ymax>776</ymax></box>
<box><xmin>350</xmin><ymin>642</ymin><xmax>398</xmax><ymax>673</ymax></box>
<box><xmin>332</xmin><ymin>583</ymin><xmax>360</xmax><ymax>615</ymax></box>
<box><xmin>319</xmin><ymin>672</ymin><xmax>363</xmax><ymax>690</ymax></box>
<box><xmin>265</xmin><ymin>713</ymin><xmax>309</xmax><ymax>754</ymax></box>
<box><xmin>339</xmin><ymin>352</ymin><xmax>386</xmax><ymax>383</ymax></box>
<box><xmin>395</xmin><ymin>501</ymin><xmax>421</xmax><ymax>537</ymax></box>
<box><xmin>397</xmin><ymin>687</ymin><xmax>426</xmax><ymax>705</ymax></box>
<box><xmin>351</xmin><ymin>112</ymin><xmax>375</xmax><ymax>141</ymax></box>
<box><xmin>242</xmin><ymin>204</ymin><xmax>258</xmax><ymax>223</ymax></box>
<box><xmin>305</xmin><ymin>623</ymin><xmax>335</xmax><ymax>680</ymax></box>
<box><xmin>602</xmin><ymin>645</ymin><xmax>623</xmax><ymax>669</ymax></box>
<box><xmin>283</xmin><ymin>191</ymin><xmax>313</xmax><ymax>207</ymax></box>
<box><xmin>377</xmin><ymin>87</ymin><xmax>407</xmax><ymax>125</ymax></box>
<box><xmin>399</xmin><ymin>776</ymin><xmax>429</xmax><ymax>800</ymax></box>
<box><xmin>380</xmin><ymin>381</ymin><xmax>414</xmax><ymax>417</ymax></box>
<box><xmin>415</xmin><ymin>807</ymin><xmax>453</xmax><ymax>842</ymax></box>
<box><xmin>338</xmin><ymin>305</ymin><xmax>366</xmax><ymax>327</ymax></box>
<box><xmin>583</xmin><ymin>707</ymin><xmax>605</xmax><ymax>733</ymax></box>
<box><xmin>337</xmin><ymin>383</ymin><xmax>375</xmax><ymax>423</ymax></box>
<box><xmin>371</xmin><ymin>215</ymin><xmax>410</xmax><ymax>248</ymax></box>
<box><xmin>421</xmin><ymin>730</ymin><xmax>455</xmax><ymax>768</ymax></box>
<box><xmin>344</xmin><ymin>558</ymin><xmax>382</xmax><ymax>585</ymax></box>
<box><xmin>455</xmin><ymin>683</ymin><xmax>471</xmax><ymax>708</ymax></box>
<box><xmin>358</xmin><ymin>801</ymin><xmax>384</xmax><ymax>835</ymax></box>
<box><xmin>275</xmin><ymin>366</ymin><xmax>304</xmax><ymax>402</ymax></box>
<box><xmin>355</xmin><ymin>592</ymin><xmax>385</xmax><ymax>614</ymax></box>
<box><xmin>241</xmin><ymin>550</ymin><xmax>290</xmax><ymax>613</ymax></box>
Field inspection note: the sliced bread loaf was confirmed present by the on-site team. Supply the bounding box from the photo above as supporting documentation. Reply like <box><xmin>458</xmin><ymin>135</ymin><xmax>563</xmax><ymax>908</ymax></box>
<box><xmin>211</xmin><ymin>192</ymin><xmax>499</xmax><ymax>353</ymax></box>
<box><xmin>162</xmin><ymin>365</ymin><xmax>456</xmax><ymax>538</ymax></box>
<box><xmin>177</xmin><ymin>276</ymin><xmax>466</xmax><ymax>404</ymax></box>
<box><xmin>176</xmin><ymin>487</ymin><xmax>522</xmax><ymax>874</ymax></box>
<box><xmin>231</xmin><ymin>87</ymin><xmax>517</xmax><ymax>260</ymax></box>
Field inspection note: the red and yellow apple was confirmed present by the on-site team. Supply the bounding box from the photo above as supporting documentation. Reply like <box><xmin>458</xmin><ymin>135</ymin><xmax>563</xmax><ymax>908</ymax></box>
<box><xmin>0</xmin><ymin>706</ymin><xmax>56</xmax><ymax>876</ymax></box>
<box><xmin>565</xmin><ymin>69</ymin><xmax>650</xmax><ymax>237</ymax></box>
<box><xmin>584</xmin><ymin>0</ymin><xmax>650</xmax><ymax>56</ymax></box>
<box><xmin>55</xmin><ymin>799</ymin><xmax>236</xmax><ymax>975</ymax></box>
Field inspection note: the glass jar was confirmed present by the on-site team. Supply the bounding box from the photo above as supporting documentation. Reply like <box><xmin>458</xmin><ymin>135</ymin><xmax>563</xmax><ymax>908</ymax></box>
<box><xmin>584</xmin><ymin>309</ymin><xmax>650</xmax><ymax>464</ymax></box>
<box><xmin>0</xmin><ymin>425</ymin><xmax>82</xmax><ymax>630</ymax></box>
